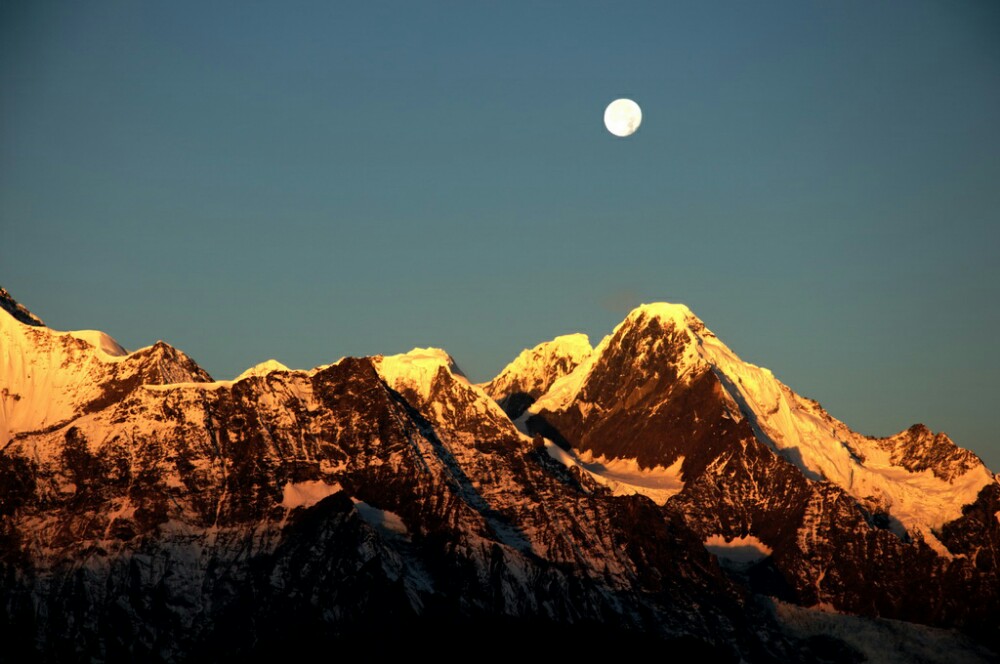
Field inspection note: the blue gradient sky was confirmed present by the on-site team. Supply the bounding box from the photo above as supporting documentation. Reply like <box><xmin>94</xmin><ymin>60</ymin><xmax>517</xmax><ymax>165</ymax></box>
<box><xmin>3</xmin><ymin>2</ymin><xmax>999</xmax><ymax>467</ymax></box>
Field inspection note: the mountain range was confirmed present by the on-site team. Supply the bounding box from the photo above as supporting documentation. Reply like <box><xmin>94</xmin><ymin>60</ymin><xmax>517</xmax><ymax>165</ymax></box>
<box><xmin>1</xmin><ymin>287</ymin><xmax>997</xmax><ymax>662</ymax></box>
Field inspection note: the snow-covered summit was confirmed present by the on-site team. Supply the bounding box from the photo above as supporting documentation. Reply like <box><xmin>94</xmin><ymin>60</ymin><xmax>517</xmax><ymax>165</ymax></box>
<box><xmin>624</xmin><ymin>302</ymin><xmax>699</xmax><ymax>327</ymax></box>
<box><xmin>529</xmin><ymin>302</ymin><xmax>703</xmax><ymax>416</ymax></box>
<box><xmin>484</xmin><ymin>333</ymin><xmax>592</xmax><ymax>418</ymax></box>
<box><xmin>373</xmin><ymin>347</ymin><xmax>519</xmax><ymax>440</ymax></box>
<box><xmin>235</xmin><ymin>359</ymin><xmax>290</xmax><ymax>381</ymax></box>
<box><xmin>373</xmin><ymin>347</ymin><xmax>467</xmax><ymax>401</ymax></box>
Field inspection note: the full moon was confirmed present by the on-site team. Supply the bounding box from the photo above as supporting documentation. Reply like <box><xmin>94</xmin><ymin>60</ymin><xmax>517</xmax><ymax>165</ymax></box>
<box><xmin>604</xmin><ymin>98</ymin><xmax>642</xmax><ymax>137</ymax></box>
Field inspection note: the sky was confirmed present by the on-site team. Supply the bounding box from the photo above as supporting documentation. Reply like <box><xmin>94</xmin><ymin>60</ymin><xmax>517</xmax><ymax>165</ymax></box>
<box><xmin>2</xmin><ymin>2</ymin><xmax>999</xmax><ymax>467</ymax></box>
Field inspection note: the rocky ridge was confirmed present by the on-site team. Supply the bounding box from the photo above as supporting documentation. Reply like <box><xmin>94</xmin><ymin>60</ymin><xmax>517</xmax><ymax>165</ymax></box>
<box><xmin>0</xmin><ymin>290</ymin><xmax>996</xmax><ymax>662</ymax></box>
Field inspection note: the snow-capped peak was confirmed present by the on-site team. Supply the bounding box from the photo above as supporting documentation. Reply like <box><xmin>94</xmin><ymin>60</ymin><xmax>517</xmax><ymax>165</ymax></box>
<box><xmin>373</xmin><ymin>347</ymin><xmax>468</xmax><ymax>401</ymax></box>
<box><xmin>484</xmin><ymin>333</ymin><xmax>592</xmax><ymax>418</ymax></box>
<box><xmin>373</xmin><ymin>347</ymin><xmax>520</xmax><ymax>440</ymax></box>
<box><xmin>529</xmin><ymin>302</ymin><xmax>704</xmax><ymax>416</ymax></box>
<box><xmin>235</xmin><ymin>359</ymin><xmax>290</xmax><ymax>381</ymax></box>
<box><xmin>528</xmin><ymin>300</ymin><xmax>994</xmax><ymax>533</ymax></box>
<box><xmin>624</xmin><ymin>302</ymin><xmax>699</xmax><ymax>328</ymax></box>
<box><xmin>490</xmin><ymin>333</ymin><xmax>592</xmax><ymax>388</ymax></box>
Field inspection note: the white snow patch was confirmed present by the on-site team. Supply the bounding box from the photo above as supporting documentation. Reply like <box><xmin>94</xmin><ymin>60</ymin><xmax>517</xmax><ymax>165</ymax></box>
<box><xmin>280</xmin><ymin>480</ymin><xmax>342</xmax><ymax>509</ymax></box>
<box><xmin>704</xmin><ymin>534</ymin><xmax>772</xmax><ymax>567</ymax></box>
<box><xmin>917</xmin><ymin>525</ymin><xmax>955</xmax><ymax>559</ymax></box>
<box><xmin>545</xmin><ymin>441</ymin><xmax>685</xmax><ymax>504</ymax></box>
<box><xmin>351</xmin><ymin>499</ymin><xmax>409</xmax><ymax>538</ymax></box>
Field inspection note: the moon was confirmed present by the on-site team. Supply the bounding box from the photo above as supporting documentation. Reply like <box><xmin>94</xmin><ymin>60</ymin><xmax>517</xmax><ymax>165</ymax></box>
<box><xmin>604</xmin><ymin>98</ymin><xmax>642</xmax><ymax>137</ymax></box>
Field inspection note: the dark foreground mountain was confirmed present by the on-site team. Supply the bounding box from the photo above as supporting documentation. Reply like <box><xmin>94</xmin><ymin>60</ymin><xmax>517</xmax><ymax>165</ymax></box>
<box><xmin>1</xmin><ymin>291</ymin><xmax>996</xmax><ymax>662</ymax></box>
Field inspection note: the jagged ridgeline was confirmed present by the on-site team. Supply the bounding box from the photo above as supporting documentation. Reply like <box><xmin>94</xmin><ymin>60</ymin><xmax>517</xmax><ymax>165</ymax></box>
<box><xmin>1</xmin><ymin>288</ymin><xmax>998</xmax><ymax>663</ymax></box>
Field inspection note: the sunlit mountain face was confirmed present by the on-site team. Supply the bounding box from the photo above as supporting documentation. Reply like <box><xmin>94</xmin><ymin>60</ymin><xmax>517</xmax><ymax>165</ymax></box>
<box><xmin>1</xmin><ymin>288</ymin><xmax>998</xmax><ymax>663</ymax></box>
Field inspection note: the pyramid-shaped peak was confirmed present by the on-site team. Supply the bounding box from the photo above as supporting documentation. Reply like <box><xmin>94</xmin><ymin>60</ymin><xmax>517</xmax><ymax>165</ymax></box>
<box><xmin>235</xmin><ymin>359</ymin><xmax>290</xmax><ymax>381</ymax></box>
